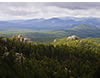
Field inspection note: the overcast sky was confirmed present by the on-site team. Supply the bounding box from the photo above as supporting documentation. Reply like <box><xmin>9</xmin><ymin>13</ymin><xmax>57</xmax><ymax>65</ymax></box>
<box><xmin>0</xmin><ymin>2</ymin><xmax>100</xmax><ymax>20</ymax></box>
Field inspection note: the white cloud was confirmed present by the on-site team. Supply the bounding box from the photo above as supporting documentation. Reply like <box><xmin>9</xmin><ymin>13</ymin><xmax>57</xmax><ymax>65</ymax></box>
<box><xmin>0</xmin><ymin>2</ymin><xmax>100</xmax><ymax>20</ymax></box>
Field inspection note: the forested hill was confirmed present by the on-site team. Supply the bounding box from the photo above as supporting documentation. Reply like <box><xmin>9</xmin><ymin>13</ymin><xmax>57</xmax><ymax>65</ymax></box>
<box><xmin>0</xmin><ymin>36</ymin><xmax>100</xmax><ymax>78</ymax></box>
<box><xmin>1</xmin><ymin>24</ymin><xmax>100</xmax><ymax>42</ymax></box>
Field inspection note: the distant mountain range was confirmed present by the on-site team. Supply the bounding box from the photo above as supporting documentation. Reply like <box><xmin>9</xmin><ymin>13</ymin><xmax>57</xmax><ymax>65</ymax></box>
<box><xmin>0</xmin><ymin>17</ymin><xmax>100</xmax><ymax>30</ymax></box>
<box><xmin>1</xmin><ymin>17</ymin><xmax>100</xmax><ymax>41</ymax></box>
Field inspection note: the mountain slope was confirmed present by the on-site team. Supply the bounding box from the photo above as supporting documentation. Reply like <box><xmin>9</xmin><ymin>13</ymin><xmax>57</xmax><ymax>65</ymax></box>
<box><xmin>71</xmin><ymin>24</ymin><xmax>99</xmax><ymax>30</ymax></box>
<box><xmin>64</xmin><ymin>24</ymin><xmax>100</xmax><ymax>38</ymax></box>
<box><xmin>0</xmin><ymin>36</ymin><xmax>100</xmax><ymax>78</ymax></box>
<box><xmin>1</xmin><ymin>24</ymin><xmax>100</xmax><ymax>42</ymax></box>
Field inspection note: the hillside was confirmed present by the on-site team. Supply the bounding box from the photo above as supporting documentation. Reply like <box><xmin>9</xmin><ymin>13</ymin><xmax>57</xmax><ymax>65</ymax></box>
<box><xmin>1</xmin><ymin>17</ymin><xmax>100</xmax><ymax>42</ymax></box>
<box><xmin>71</xmin><ymin>24</ymin><xmax>99</xmax><ymax>30</ymax></box>
<box><xmin>1</xmin><ymin>24</ymin><xmax>100</xmax><ymax>42</ymax></box>
<box><xmin>64</xmin><ymin>24</ymin><xmax>100</xmax><ymax>38</ymax></box>
<box><xmin>0</xmin><ymin>36</ymin><xmax>100</xmax><ymax>78</ymax></box>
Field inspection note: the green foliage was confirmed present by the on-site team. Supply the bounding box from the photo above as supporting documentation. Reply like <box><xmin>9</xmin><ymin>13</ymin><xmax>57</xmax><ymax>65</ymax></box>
<box><xmin>1</xmin><ymin>25</ymin><xmax>100</xmax><ymax>42</ymax></box>
<box><xmin>0</xmin><ymin>37</ymin><xmax>100</xmax><ymax>78</ymax></box>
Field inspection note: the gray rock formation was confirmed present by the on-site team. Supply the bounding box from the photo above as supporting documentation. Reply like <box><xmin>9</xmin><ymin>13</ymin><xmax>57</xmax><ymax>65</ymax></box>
<box><xmin>15</xmin><ymin>53</ymin><xmax>25</xmax><ymax>64</ymax></box>
<box><xmin>3</xmin><ymin>52</ymin><xmax>25</xmax><ymax>64</ymax></box>
<box><xmin>12</xmin><ymin>34</ymin><xmax>32</xmax><ymax>43</ymax></box>
<box><xmin>67</xmin><ymin>35</ymin><xmax>79</xmax><ymax>40</ymax></box>
<box><xmin>53</xmin><ymin>39</ymin><xmax>56</xmax><ymax>42</ymax></box>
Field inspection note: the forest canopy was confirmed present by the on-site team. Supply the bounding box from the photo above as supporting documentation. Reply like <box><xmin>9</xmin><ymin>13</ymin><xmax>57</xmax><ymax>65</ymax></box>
<box><xmin>0</xmin><ymin>36</ymin><xmax>100</xmax><ymax>78</ymax></box>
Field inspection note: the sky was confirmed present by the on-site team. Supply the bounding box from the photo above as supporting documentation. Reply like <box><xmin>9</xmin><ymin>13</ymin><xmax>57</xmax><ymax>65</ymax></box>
<box><xmin>0</xmin><ymin>2</ymin><xmax>100</xmax><ymax>20</ymax></box>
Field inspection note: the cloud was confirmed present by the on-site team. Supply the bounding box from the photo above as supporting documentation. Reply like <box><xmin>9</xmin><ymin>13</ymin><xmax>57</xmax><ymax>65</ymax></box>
<box><xmin>0</xmin><ymin>2</ymin><xmax>100</xmax><ymax>20</ymax></box>
<box><xmin>46</xmin><ymin>2</ymin><xmax>100</xmax><ymax>9</ymax></box>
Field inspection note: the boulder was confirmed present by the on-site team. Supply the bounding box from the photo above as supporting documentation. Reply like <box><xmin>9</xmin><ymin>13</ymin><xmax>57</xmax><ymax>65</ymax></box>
<box><xmin>67</xmin><ymin>35</ymin><xmax>79</xmax><ymax>40</ymax></box>
<box><xmin>3</xmin><ymin>52</ymin><xmax>25</xmax><ymax>64</ymax></box>
<box><xmin>15</xmin><ymin>53</ymin><xmax>25</xmax><ymax>64</ymax></box>
<box><xmin>23</xmin><ymin>38</ymin><xmax>31</xmax><ymax>43</ymax></box>
<box><xmin>11</xmin><ymin>34</ymin><xmax>32</xmax><ymax>43</ymax></box>
<box><xmin>53</xmin><ymin>39</ymin><xmax>56</xmax><ymax>42</ymax></box>
<box><xmin>17</xmin><ymin>34</ymin><xmax>24</xmax><ymax>38</ymax></box>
